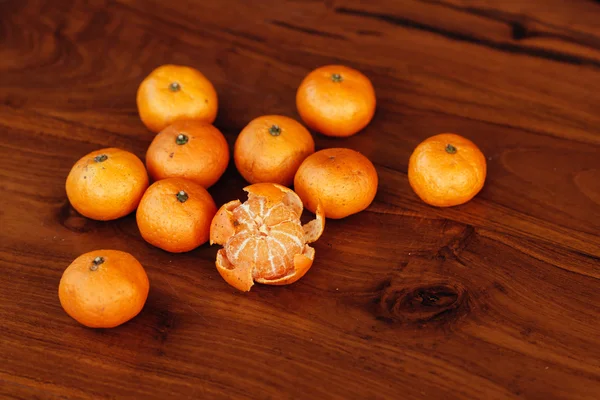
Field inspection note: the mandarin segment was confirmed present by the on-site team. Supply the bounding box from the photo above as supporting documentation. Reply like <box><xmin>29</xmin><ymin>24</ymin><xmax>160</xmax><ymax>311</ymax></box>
<box><xmin>244</xmin><ymin>182</ymin><xmax>303</xmax><ymax>217</ymax></box>
<box><xmin>210</xmin><ymin>183</ymin><xmax>325</xmax><ymax>291</ymax></box>
<box><xmin>263</xmin><ymin>203</ymin><xmax>294</xmax><ymax>226</ymax></box>
<box><xmin>256</xmin><ymin>246</ymin><xmax>315</xmax><ymax>286</ymax></box>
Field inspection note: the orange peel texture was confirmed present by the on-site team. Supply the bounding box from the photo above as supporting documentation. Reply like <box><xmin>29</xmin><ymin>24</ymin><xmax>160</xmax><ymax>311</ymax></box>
<box><xmin>210</xmin><ymin>183</ymin><xmax>325</xmax><ymax>292</ymax></box>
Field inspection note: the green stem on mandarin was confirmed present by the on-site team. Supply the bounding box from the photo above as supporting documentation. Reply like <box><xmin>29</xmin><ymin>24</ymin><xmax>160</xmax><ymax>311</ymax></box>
<box><xmin>176</xmin><ymin>134</ymin><xmax>189</xmax><ymax>145</ymax></box>
<box><xmin>94</xmin><ymin>154</ymin><xmax>108</xmax><ymax>162</ymax></box>
<box><xmin>269</xmin><ymin>125</ymin><xmax>281</xmax><ymax>136</ymax></box>
<box><xmin>90</xmin><ymin>256</ymin><xmax>104</xmax><ymax>271</ymax></box>
<box><xmin>331</xmin><ymin>73</ymin><xmax>343</xmax><ymax>83</ymax></box>
<box><xmin>176</xmin><ymin>190</ymin><xmax>189</xmax><ymax>203</ymax></box>
<box><xmin>445</xmin><ymin>144</ymin><xmax>457</xmax><ymax>154</ymax></box>
<box><xmin>169</xmin><ymin>82</ymin><xmax>181</xmax><ymax>92</ymax></box>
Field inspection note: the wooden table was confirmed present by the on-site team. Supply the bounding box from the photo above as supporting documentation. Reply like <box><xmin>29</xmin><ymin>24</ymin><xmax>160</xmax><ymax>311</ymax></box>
<box><xmin>2</xmin><ymin>1</ymin><xmax>599</xmax><ymax>398</ymax></box>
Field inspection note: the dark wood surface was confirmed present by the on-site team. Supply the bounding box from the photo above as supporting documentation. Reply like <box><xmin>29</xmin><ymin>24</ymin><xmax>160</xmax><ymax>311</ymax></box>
<box><xmin>1</xmin><ymin>0</ymin><xmax>599</xmax><ymax>398</ymax></box>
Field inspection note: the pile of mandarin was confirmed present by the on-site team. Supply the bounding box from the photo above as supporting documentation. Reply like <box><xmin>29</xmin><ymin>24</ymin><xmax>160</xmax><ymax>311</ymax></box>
<box><xmin>59</xmin><ymin>64</ymin><xmax>486</xmax><ymax>328</ymax></box>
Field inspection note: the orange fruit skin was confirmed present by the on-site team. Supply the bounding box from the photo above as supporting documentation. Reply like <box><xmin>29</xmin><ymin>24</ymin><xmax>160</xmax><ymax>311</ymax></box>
<box><xmin>146</xmin><ymin>120</ymin><xmax>229</xmax><ymax>188</ymax></box>
<box><xmin>234</xmin><ymin>115</ymin><xmax>314</xmax><ymax>186</ymax></box>
<box><xmin>58</xmin><ymin>250</ymin><xmax>149</xmax><ymax>328</ymax></box>
<box><xmin>66</xmin><ymin>148</ymin><xmax>149</xmax><ymax>221</ymax></box>
<box><xmin>137</xmin><ymin>65</ymin><xmax>218</xmax><ymax>133</ymax></box>
<box><xmin>296</xmin><ymin>65</ymin><xmax>376</xmax><ymax>137</ymax></box>
<box><xmin>136</xmin><ymin>178</ymin><xmax>217</xmax><ymax>253</ymax></box>
<box><xmin>215</xmin><ymin>247</ymin><xmax>315</xmax><ymax>292</ymax></box>
<box><xmin>294</xmin><ymin>148</ymin><xmax>378</xmax><ymax>219</ymax></box>
<box><xmin>408</xmin><ymin>133</ymin><xmax>487</xmax><ymax>207</ymax></box>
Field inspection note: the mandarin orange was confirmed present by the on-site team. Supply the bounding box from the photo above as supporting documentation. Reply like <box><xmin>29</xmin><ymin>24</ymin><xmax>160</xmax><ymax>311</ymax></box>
<box><xmin>294</xmin><ymin>148</ymin><xmax>378</xmax><ymax>219</ymax></box>
<box><xmin>408</xmin><ymin>133</ymin><xmax>486</xmax><ymax>207</ymax></box>
<box><xmin>296</xmin><ymin>65</ymin><xmax>376</xmax><ymax>137</ymax></box>
<box><xmin>210</xmin><ymin>183</ymin><xmax>324</xmax><ymax>292</ymax></box>
<box><xmin>66</xmin><ymin>148</ymin><xmax>148</xmax><ymax>221</ymax></box>
<box><xmin>137</xmin><ymin>178</ymin><xmax>217</xmax><ymax>253</ymax></box>
<box><xmin>59</xmin><ymin>250</ymin><xmax>149</xmax><ymax>328</ymax></box>
<box><xmin>234</xmin><ymin>115</ymin><xmax>314</xmax><ymax>186</ymax></box>
<box><xmin>137</xmin><ymin>64</ymin><xmax>218</xmax><ymax>133</ymax></box>
<box><xmin>146</xmin><ymin>120</ymin><xmax>229</xmax><ymax>188</ymax></box>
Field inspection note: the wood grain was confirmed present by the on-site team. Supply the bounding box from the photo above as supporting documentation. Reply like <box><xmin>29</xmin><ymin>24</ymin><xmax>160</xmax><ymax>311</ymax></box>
<box><xmin>1</xmin><ymin>0</ymin><xmax>599</xmax><ymax>398</ymax></box>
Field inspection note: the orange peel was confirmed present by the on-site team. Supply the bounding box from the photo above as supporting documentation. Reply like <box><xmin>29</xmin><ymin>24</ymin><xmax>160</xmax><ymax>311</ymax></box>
<box><xmin>210</xmin><ymin>183</ymin><xmax>325</xmax><ymax>291</ymax></box>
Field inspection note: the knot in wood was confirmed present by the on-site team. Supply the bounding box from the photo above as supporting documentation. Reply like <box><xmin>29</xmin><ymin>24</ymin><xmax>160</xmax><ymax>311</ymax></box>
<box><xmin>376</xmin><ymin>280</ymin><xmax>469</xmax><ymax>325</ymax></box>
